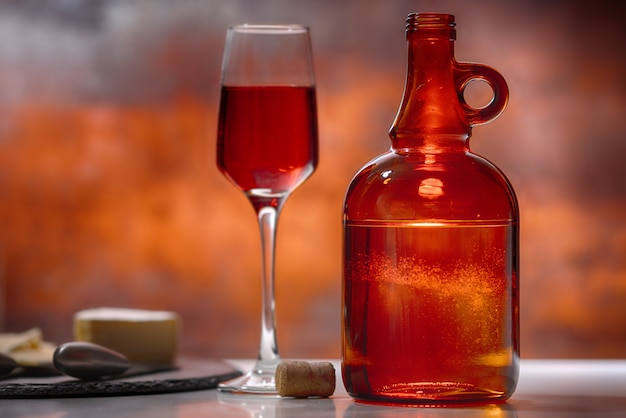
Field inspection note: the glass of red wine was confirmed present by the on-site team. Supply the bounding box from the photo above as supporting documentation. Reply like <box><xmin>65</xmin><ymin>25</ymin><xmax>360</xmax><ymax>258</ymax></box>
<box><xmin>216</xmin><ymin>24</ymin><xmax>318</xmax><ymax>395</ymax></box>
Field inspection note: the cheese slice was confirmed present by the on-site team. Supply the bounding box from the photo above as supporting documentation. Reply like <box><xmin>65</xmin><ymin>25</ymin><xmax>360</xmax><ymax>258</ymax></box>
<box><xmin>10</xmin><ymin>341</ymin><xmax>57</xmax><ymax>366</ymax></box>
<box><xmin>0</xmin><ymin>328</ymin><xmax>44</xmax><ymax>354</ymax></box>
<box><xmin>74</xmin><ymin>308</ymin><xmax>179</xmax><ymax>364</ymax></box>
<box><xmin>0</xmin><ymin>327</ymin><xmax>57</xmax><ymax>366</ymax></box>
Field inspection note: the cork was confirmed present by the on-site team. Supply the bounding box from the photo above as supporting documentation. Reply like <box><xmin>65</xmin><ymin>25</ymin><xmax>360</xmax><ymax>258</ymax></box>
<box><xmin>275</xmin><ymin>361</ymin><xmax>336</xmax><ymax>398</ymax></box>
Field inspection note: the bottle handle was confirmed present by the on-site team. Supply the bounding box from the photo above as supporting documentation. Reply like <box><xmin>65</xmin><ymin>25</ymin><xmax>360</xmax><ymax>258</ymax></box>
<box><xmin>455</xmin><ymin>63</ymin><xmax>509</xmax><ymax>126</ymax></box>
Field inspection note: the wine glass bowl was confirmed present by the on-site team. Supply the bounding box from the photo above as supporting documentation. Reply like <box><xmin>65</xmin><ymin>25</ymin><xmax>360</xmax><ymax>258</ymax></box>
<box><xmin>216</xmin><ymin>24</ymin><xmax>318</xmax><ymax>394</ymax></box>
<box><xmin>217</xmin><ymin>84</ymin><xmax>318</xmax><ymax>200</ymax></box>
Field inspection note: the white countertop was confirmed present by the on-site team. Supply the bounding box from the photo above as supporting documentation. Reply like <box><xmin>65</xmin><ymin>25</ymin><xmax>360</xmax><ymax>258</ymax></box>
<box><xmin>3</xmin><ymin>359</ymin><xmax>626</xmax><ymax>417</ymax></box>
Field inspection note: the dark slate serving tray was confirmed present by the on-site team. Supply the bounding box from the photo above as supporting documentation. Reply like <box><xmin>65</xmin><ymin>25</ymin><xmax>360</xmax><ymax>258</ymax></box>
<box><xmin>0</xmin><ymin>358</ymin><xmax>241</xmax><ymax>399</ymax></box>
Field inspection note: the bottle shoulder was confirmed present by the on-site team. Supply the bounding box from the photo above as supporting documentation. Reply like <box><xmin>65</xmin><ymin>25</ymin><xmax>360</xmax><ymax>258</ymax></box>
<box><xmin>344</xmin><ymin>150</ymin><xmax>518</xmax><ymax>222</ymax></box>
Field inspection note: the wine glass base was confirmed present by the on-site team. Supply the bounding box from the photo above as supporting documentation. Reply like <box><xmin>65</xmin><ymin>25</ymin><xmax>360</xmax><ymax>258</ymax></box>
<box><xmin>218</xmin><ymin>369</ymin><xmax>279</xmax><ymax>396</ymax></box>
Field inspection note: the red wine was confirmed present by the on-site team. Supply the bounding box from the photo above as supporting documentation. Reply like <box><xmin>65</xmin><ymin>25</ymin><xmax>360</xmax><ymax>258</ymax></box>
<box><xmin>217</xmin><ymin>85</ymin><xmax>318</xmax><ymax>195</ymax></box>
<box><xmin>343</xmin><ymin>220</ymin><xmax>519</xmax><ymax>402</ymax></box>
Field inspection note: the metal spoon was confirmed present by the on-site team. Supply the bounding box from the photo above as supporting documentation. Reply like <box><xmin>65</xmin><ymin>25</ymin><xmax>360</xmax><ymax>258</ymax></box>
<box><xmin>53</xmin><ymin>341</ymin><xmax>131</xmax><ymax>380</ymax></box>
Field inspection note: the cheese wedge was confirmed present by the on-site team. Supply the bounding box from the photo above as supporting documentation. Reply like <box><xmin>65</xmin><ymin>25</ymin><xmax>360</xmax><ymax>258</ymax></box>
<box><xmin>10</xmin><ymin>341</ymin><xmax>57</xmax><ymax>366</ymax></box>
<box><xmin>0</xmin><ymin>327</ymin><xmax>57</xmax><ymax>366</ymax></box>
<box><xmin>74</xmin><ymin>308</ymin><xmax>179</xmax><ymax>364</ymax></box>
<box><xmin>0</xmin><ymin>328</ymin><xmax>44</xmax><ymax>354</ymax></box>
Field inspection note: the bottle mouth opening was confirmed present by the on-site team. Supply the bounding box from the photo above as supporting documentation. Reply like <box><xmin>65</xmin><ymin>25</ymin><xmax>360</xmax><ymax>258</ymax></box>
<box><xmin>406</xmin><ymin>13</ymin><xmax>456</xmax><ymax>38</ymax></box>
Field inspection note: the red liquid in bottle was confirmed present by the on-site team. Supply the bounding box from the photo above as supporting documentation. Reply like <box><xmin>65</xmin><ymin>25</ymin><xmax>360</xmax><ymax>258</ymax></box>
<box><xmin>343</xmin><ymin>220</ymin><xmax>519</xmax><ymax>402</ymax></box>
<box><xmin>217</xmin><ymin>85</ymin><xmax>318</xmax><ymax>194</ymax></box>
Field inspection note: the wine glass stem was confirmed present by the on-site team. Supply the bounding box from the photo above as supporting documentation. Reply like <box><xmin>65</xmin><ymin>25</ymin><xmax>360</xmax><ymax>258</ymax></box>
<box><xmin>255</xmin><ymin>203</ymin><xmax>283</xmax><ymax>369</ymax></box>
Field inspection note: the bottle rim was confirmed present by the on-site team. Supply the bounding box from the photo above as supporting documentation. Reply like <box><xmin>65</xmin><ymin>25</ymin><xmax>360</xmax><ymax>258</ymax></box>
<box><xmin>407</xmin><ymin>13</ymin><xmax>455</xmax><ymax>27</ymax></box>
<box><xmin>406</xmin><ymin>13</ymin><xmax>456</xmax><ymax>39</ymax></box>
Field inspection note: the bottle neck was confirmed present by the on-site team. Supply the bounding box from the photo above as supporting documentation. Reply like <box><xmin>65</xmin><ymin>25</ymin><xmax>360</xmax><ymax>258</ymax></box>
<box><xmin>390</xmin><ymin>13</ymin><xmax>470</xmax><ymax>153</ymax></box>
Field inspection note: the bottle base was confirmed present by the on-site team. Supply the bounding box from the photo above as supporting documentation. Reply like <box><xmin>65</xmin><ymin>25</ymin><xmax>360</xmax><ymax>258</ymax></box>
<box><xmin>348</xmin><ymin>381</ymin><xmax>512</xmax><ymax>405</ymax></box>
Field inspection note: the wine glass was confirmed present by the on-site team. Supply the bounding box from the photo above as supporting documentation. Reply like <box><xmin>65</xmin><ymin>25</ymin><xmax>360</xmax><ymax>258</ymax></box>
<box><xmin>216</xmin><ymin>24</ymin><xmax>318</xmax><ymax>395</ymax></box>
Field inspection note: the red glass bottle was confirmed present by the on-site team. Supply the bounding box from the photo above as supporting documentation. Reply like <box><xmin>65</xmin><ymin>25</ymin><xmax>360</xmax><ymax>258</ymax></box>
<box><xmin>342</xmin><ymin>13</ymin><xmax>519</xmax><ymax>404</ymax></box>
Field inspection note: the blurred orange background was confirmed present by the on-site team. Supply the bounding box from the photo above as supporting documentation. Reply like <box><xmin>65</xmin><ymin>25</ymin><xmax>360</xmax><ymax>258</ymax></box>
<box><xmin>0</xmin><ymin>0</ymin><xmax>624</xmax><ymax>359</ymax></box>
